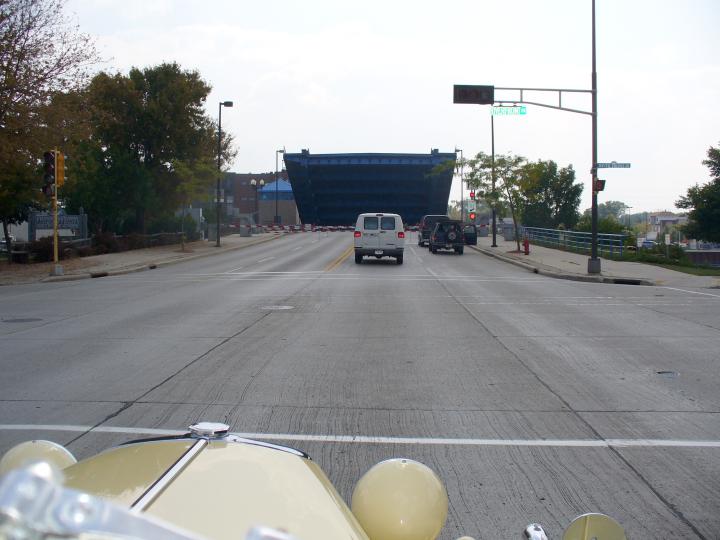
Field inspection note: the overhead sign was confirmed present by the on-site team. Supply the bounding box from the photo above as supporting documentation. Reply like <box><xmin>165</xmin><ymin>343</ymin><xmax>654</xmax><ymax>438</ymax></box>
<box><xmin>453</xmin><ymin>85</ymin><xmax>494</xmax><ymax>105</ymax></box>
<box><xmin>597</xmin><ymin>161</ymin><xmax>631</xmax><ymax>169</ymax></box>
<box><xmin>492</xmin><ymin>106</ymin><xmax>526</xmax><ymax>116</ymax></box>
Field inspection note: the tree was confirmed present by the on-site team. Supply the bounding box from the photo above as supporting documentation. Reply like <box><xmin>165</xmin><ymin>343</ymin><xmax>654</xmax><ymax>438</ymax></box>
<box><xmin>172</xmin><ymin>158</ymin><xmax>218</xmax><ymax>249</ymax></box>
<box><xmin>582</xmin><ymin>200</ymin><xmax>629</xmax><ymax>221</ymax></box>
<box><xmin>520</xmin><ymin>160</ymin><xmax>582</xmax><ymax>229</ymax></box>
<box><xmin>0</xmin><ymin>0</ymin><xmax>97</xmax><ymax>253</ymax></box>
<box><xmin>676</xmin><ymin>143</ymin><xmax>720</xmax><ymax>242</ymax></box>
<box><xmin>64</xmin><ymin>63</ymin><xmax>235</xmax><ymax>234</ymax></box>
<box><xmin>466</xmin><ymin>152</ymin><xmax>526</xmax><ymax>251</ymax></box>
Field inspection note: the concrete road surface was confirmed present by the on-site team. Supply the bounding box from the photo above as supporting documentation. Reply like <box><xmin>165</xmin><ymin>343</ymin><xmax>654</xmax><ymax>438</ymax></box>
<box><xmin>1</xmin><ymin>231</ymin><xmax>719</xmax><ymax>539</ymax></box>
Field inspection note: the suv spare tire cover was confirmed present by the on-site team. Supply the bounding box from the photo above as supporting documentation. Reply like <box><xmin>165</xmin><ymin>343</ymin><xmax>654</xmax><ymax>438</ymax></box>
<box><xmin>447</xmin><ymin>230</ymin><xmax>457</xmax><ymax>241</ymax></box>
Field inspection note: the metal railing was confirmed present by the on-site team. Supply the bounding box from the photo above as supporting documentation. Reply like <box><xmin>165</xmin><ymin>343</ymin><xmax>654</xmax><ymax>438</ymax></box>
<box><xmin>519</xmin><ymin>226</ymin><xmax>626</xmax><ymax>257</ymax></box>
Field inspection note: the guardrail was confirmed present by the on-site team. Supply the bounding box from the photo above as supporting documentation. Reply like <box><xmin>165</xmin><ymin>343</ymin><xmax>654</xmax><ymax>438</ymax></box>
<box><xmin>519</xmin><ymin>226</ymin><xmax>626</xmax><ymax>257</ymax></box>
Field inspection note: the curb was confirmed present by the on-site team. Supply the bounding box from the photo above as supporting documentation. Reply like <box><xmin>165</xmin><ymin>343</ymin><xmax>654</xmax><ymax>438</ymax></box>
<box><xmin>39</xmin><ymin>234</ymin><xmax>281</xmax><ymax>283</ymax></box>
<box><xmin>471</xmin><ymin>245</ymin><xmax>655</xmax><ymax>286</ymax></box>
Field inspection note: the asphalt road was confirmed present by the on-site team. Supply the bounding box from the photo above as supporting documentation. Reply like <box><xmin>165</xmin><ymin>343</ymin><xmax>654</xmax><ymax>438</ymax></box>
<box><xmin>2</xmin><ymin>231</ymin><xmax>719</xmax><ymax>539</ymax></box>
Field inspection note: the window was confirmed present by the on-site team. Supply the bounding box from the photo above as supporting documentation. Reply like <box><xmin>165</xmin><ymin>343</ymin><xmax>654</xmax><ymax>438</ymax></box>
<box><xmin>380</xmin><ymin>217</ymin><xmax>396</xmax><ymax>230</ymax></box>
<box><xmin>363</xmin><ymin>217</ymin><xmax>378</xmax><ymax>230</ymax></box>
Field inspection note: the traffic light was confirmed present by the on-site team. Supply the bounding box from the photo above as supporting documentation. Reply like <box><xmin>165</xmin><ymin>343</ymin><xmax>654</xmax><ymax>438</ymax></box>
<box><xmin>453</xmin><ymin>85</ymin><xmax>495</xmax><ymax>105</ymax></box>
<box><xmin>469</xmin><ymin>212</ymin><xmax>477</xmax><ymax>222</ymax></box>
<box><xmin>594</xmin><ymin>179</ymin><xmax>606</xmax><ymax>192</ymax></box>
<box><xmin>42</xmin><ymin>151</ymin><xmax>55</xmax><ymax>196</ymax></box>
<box><xmin>56</xmin><ymin>152</ymin><xmax>65</xmax><ymax>187</ymax></box>
<box><xmin>469</xmin><ymin>191</ymin><xmax>475</xmax><ymax>200</ymax></box>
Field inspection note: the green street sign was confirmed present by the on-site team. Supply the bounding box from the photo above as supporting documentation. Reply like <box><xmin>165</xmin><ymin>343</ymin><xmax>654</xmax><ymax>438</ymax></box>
<box><xmin>491</xmin><ymin>106</ymin><xmax>527</xmax><ymax>116</ymax></box>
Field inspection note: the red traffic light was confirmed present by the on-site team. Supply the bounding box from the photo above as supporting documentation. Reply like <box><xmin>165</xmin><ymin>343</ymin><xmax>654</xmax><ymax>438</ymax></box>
<box><xmin>469</xmin><ymin>191</ymin><xmax>475</xmax><ymax>200</ymax></box>
<box><xmin>469</xmin><ymin>212</ymin><xmax>476</xmax><ymax>221</ymax></box>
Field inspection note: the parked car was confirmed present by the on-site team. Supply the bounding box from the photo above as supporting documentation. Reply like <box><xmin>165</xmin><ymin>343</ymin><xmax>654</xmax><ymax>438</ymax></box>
<box><xmin>641</xmin><ymin>240</ymin><xmax>657</xmax><ymax>249</ymax></box>
<box><xmin>354</xmin><ymin>213</ymin><xmax>405</xmax><ymax>264</ymax></box>
<box><xmin>418</xmin><ymin>214</ymin><xmax>450</xmax><ymax>247</ymax></box>
<box><xmin>429</xmin><ymin>220</ymin><xmax>464</xmax><ymax>254</ymax></box>
<box><xmin>463</xmin><ymin>224</ymin><xmax>477</xmax><ymax>245</ymax></box>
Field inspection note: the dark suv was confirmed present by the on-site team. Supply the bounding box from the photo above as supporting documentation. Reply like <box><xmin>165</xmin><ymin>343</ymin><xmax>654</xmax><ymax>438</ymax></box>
<box><xmin>429</xmin><ymin>220</ymin><xmax>464</xmax><ymax>254</ymax></box>
<box><xmin>418</xmin><ymin>214</ymin><xmax>450</xmax><ymax>247</ymax></box>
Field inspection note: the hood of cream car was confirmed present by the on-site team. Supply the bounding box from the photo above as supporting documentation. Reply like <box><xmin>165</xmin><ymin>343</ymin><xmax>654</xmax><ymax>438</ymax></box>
<box><xmin>63</xmin><ymin>437</ymin><xmax>368</xmax><ymax>540</ymax></box>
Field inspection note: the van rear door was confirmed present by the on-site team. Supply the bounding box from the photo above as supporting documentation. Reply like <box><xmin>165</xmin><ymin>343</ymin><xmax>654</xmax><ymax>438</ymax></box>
<box><xmin>379</xmin><ymin>215</ymin><xmax>400</xmax><ymax>251</ymax></box>
<box><xmin>360</xmin><ymin>215</ymin><xmax>380</xmax><ymax>250</ymax></box>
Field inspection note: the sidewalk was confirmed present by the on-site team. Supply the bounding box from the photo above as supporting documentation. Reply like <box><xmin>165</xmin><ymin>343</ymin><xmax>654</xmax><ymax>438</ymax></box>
<box><xmin>473</xmin><ymin>235</ymin><xmax>720</xmax><ymax>289</ymax></box>
<box><xmin>0</xmin><ymin>233</ymin><xmax>280</xmax><ymax>286</ymax></box>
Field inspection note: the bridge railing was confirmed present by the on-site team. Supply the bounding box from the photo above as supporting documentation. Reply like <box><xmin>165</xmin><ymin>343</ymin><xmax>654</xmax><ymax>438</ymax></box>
<box><xmin>519</xmin><ymin>226</ymin><xmax>627</xmax><ymax>257</ymax></box>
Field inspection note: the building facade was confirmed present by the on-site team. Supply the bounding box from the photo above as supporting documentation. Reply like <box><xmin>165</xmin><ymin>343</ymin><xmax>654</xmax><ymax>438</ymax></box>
<box><xmin>284</xmin><ymin>149</ymin><xmax>456</xmax><ymax>226</ymax></box>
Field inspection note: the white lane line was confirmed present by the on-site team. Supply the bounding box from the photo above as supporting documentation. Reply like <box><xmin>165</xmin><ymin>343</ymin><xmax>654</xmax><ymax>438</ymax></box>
<box><xmin>292</xmin><ymin>246</ymin><xmax>302</xmax><ymax>251</ymax></box>
<box><xmin>224</xmin><ymin>266</ymin><xmax>244</xmax><ymax>273</ymax></box>
<box><xmin>659</xmin><ymin>286</ymin><xmax>720</xmax><ymax>298</ymax></box>
<box><xmin>256</xmin><ymin>257</ymin><xmax>275</xmax><ymax>264</ymax></box>
<box><xmin>1</xmin><ymin>425</ymin><xmax>719</xmax><ymax>448</ymax></box>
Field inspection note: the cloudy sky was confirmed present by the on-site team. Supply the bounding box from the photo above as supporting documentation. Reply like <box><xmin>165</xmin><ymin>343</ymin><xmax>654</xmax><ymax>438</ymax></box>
<box><xmin>66</xmin><ymin>0</ymin><xmax>719</xmax><ymax>213</ymax></box>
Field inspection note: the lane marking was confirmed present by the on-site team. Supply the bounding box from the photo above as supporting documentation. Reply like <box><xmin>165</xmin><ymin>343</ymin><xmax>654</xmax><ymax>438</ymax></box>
<box><xmin>292</xmin><ymin>246</ymin><xmax>302</xmax><ymax>251</ymax></box>
<box><xmin>256</xmin><ymin>257</ymin><xmax>275</xmax><ymax>264</ymax></box>
<box><xmin>659</xmin><ymin>286</ymin><xmax>720</xmax><ymax>299</ymax></box>
<box><xmin>324</xmin><ymin>245</ymin><xmax>354</xmax><ymax>272</ymax></box>
<box><xmin>224</xmin><ymin>266</ymin><xmax>244</xmax><ymax>273</ymax></box>
<box><xmin>1</xmin><ymin>425</ymin><xmax>718</xmax><ymax>448</ymax></box>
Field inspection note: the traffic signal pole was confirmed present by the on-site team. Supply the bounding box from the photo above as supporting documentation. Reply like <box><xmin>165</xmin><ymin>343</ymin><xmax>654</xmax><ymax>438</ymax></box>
<box><xmin>51</xmin><ymin>149</ymin><xmax>63</xmax><ymax>277</ymax></box>
<box><xmin>491</xmin><ymin>114</ymin><xmax>497</xmax><ymax>248</ymax></box>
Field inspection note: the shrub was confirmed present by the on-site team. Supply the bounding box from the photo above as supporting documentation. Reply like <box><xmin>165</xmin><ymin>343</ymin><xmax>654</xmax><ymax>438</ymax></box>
<box><xmin>92</xmin><ymin>232</ymin><xmax>119</xmax><ymax>254</ymax></box>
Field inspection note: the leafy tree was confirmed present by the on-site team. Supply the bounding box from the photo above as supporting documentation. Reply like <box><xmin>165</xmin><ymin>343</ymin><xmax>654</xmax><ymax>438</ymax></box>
<box><xmin>64</xmin><ymin>63</ymin><xmax>235</xmax><ymax>234</ymax></box>
<box><xmin>466</xmin><ymin>152</ymin><xmax>525</xmax><ymax>251</ymax></box>
<box><xmin>520</xmin><ymin>160</ymin><xmax>582</xmax><ymax>229</ymax></box>
<box><xmin>576</xmin><ymin>214</ymin><xmax>625</xmax><ymax>235</ymax></box>
<box><xmin>172</xmin><ymin>158</ymin><xmax>218</xmax><ymax>249</ymax></box>
<box><xmin>0</xmin><ymin>0</ymin><xmax>97</xmax><ymax>253</ymax></box>
<box><xmin>676</xmin><ymin>144</ymin><xmax>720</xmax><ymax>242</ymax></box>
<box><xmin>582</xmin><ymin>200</ymin><xmax>630</xmax><ymax>221</ymax></box>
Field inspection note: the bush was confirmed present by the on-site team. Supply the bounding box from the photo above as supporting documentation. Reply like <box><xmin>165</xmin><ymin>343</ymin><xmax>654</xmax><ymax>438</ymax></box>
<box><xmin>92</xmin><ymin>232</ymin><xmax>120</xmax><ymax>254</ymax></box>
<box><xmin>29</xmin><ymin>237</ymin><xmax>57</xmax><ymax>262</ymax></box>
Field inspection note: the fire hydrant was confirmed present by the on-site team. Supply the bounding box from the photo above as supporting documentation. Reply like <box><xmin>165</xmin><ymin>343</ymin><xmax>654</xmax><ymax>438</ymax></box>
<box><xmin>523</xmin><ymin>237</ymin><xmax>530</xmax><ymax>255</ymax></box>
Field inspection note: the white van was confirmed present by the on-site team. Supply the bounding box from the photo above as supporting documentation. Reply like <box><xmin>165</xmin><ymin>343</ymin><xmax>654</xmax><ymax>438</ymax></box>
<box><xmin>354</xmin><ymin>213</ymin><xmax>405</xmax><ymax>265</ymax></box>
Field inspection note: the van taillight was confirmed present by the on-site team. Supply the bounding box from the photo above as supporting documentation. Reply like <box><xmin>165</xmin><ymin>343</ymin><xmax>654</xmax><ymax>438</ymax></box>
<box><xmin>354</xmin><ymin>231</ymin><xmax>361</xmax><ymax>238</ymax></box>
<box><xmin>397</xmin><ymin>231</ymin><xmax>405</xmax><ymax>239</ymax></box>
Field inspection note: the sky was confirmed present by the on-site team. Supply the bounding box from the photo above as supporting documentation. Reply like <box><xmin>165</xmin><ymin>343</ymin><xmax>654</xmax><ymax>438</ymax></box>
<box><xmin>65</xmin><ymin>0</ymin><xmax>720</xmax><ymax>214</ymax></box>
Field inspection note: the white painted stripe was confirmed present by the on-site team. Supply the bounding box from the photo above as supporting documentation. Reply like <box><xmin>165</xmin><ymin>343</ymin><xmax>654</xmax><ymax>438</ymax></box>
<box><xmin>256</xmin><ymin>257</ymin><xmax>275</xmax><ymax>264</ymax></box>
<box><xmin>660</xmin><ymin>286</ymin><xmax>720</xmax><ymax>298</ymax></box>
<box><xmin>224</xmin><ymin>266</ymin><xmax>244</xmax><ymax>273</ymax></box>
<box><xmin>1</xmin><ymin>425</ymin><xmax>718</xmax><ymax>448</ymax></box>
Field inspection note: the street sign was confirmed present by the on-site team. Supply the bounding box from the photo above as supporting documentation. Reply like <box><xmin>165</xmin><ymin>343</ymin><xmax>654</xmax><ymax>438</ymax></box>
<box><xmin>596</xmin><ymin>161</ymin><xmax>631</xmax><ymax>168</ymax></box>
<box><xmin>453</xmin><ymin>85</ymin><xmax>494</xmax><ymax>105</ymax></box>
<box><xmin>491</xmin><ymin>106</ymin><xmax>527</xmax><ymax>116</ymax></box>
<box><xmin>468</xmin><ymin>201</ymin><xmax>476</xmax><ymax>211</ymax></box>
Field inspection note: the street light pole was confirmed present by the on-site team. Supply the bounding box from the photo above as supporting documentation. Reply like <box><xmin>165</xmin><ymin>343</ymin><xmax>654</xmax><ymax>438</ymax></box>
<box><xmin>275</xmin><ymin>148</ymin><xmax>285</xmax><ymax>225</ymax></box>
<box><xmin>455</xmin><ymin>148</ymin><xmax>463</xmax><ymax>222</ymax></box>
<box><xmin>588</xmin><ymin>0</ymin><xmax>601</xmax><ymax>273</ymax></box>
<box><xmin>216</xmin><ymin>100</ymin><xmax>233</xmax><ymax>247</ymax></box>
<box><xmin>491</xmin><ymin>114</ymin><xmax>498</xmax><ymax>247</ymax></box>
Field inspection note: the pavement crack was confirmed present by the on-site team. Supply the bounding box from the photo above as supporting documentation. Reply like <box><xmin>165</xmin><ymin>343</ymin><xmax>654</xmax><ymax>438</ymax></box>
<box><xmin>427</xmin><ymin>272</ymin><xmax>709</xmax><ymax>538</ymax></box>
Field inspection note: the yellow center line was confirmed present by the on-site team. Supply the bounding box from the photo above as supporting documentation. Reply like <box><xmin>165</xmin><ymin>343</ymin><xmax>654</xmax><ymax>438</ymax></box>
<box><xmin>324</xmin><ymin>244</ymin><xmax>354</xmax><ymax>272</ymax></box>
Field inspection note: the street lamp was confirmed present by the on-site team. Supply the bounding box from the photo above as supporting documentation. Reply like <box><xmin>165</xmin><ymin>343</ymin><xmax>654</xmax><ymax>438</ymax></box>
<box><xmin>216</xmin><ymin>100</ymin><xmax>233</xmax><ymax>247</ymax></box>
<box><xmin>455</xmin><ymin>148</ymin><xmax>463</xmax><ymax>222</ymax></box>
<box><xmin>250</xmin><ymin>178</ymin><xmax>265</xmax><ymax>228</ymax></box>
<box><xmin>275</xmin><ymin>148</ymin><xmax>285</xmax><ymax>225</ymax></box>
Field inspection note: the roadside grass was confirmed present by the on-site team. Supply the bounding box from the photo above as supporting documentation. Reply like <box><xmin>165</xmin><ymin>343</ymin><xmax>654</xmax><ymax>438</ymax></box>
<box><xmin>637</xmin><ymin>262</ymin><xmax>720</xmax><ymax>276</ymax></box>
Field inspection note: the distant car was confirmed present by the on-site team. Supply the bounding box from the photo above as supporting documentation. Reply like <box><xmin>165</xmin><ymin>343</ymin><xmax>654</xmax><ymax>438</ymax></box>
<box><xmin>429</xmin><ymin>220</ymin><xmax>464</xmax><ymax>255</ymax></box>
<box><xmin>354</xmin><ymin>213</ymin><xmax>405</xmax><ymax>264</ymax></box>
<box><xmin>641</xmin><ymin>240</ymin><xmax>657</xmax><ymax>249</ymax></box>
<box><xmin>463</xmin><ymin>224</ymin><xmax>477</xmax><ymax>245</ymax></box>
<box><xmin>418</xmin><ymin>215</ymin><xmax>450</xmax><ymax>247</ymax></box>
